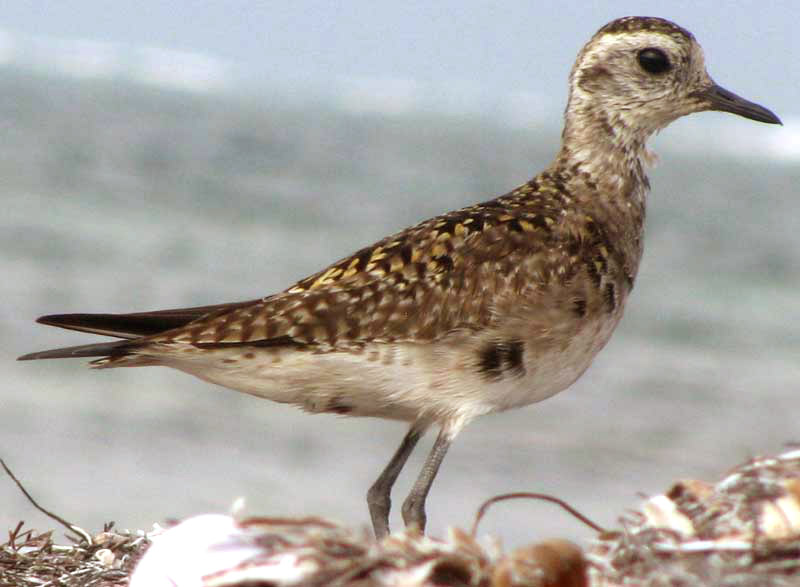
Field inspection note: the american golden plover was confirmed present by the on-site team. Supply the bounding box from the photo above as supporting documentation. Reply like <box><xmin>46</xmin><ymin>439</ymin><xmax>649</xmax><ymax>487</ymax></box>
<box><xmin>20</xmin><ymin>17</ymin><xmax>781</xmax><ymax>538</ymax></box>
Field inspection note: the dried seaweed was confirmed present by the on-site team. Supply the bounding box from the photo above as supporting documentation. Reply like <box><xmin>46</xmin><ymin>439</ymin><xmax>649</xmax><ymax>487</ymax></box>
<box><xmin>5</xmin><ymin>448</ymin><xmax>800</xmax><ymax>586</ymax></box>
<box><xmin>0</xmin><ymin>520</ymin><xmax>149</xmax><ymax>587</ymax></box>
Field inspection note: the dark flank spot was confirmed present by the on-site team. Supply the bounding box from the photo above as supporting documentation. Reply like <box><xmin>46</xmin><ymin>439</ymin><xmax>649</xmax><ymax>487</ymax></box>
<box><xmin>604</xmin><ymin>282</ymin><xmax>617</xmax><ymax>312</ymax></box>
<box><xmin>573</xmin><ymin>298</ymin><xmax>587</xmax><ymax>318</ymax></box>
<box><xmin>478</xmin><ymin>344</ymin><xmax>502</xmax><ymax>379</ymax></box>
<box><xmin>505</xmin><ymin>340</ymin><xmax>525</xmax><ymax>375</ymax></box>
<box><xmin>222</xmin><ymin>358</ymin><xmax>237</xmax><ymax>364</ymax></box>
<box><xmin>478</xmin><ymin>339</ymin><xmax>526</xmax><ymax>380</ymax></box>
<box><xmin>243</xmin><ymin>352</ymin><xmax>255</xmax><ymax>359</ymax></box>
<box><xmin>328</xmin><ymin>396</ymin><xmax>353</xmax><ymax>415</ymax></box>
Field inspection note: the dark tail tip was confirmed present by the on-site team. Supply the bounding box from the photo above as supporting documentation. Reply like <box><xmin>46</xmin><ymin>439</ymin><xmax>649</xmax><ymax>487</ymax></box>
<box><xmin>17</xmin><ymin>340</ymin><xmax>134</xmax><ymax>361</ymax></box>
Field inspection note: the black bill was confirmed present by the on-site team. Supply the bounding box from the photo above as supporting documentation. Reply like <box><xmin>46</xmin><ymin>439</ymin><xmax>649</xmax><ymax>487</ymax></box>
<box><xmin>699</xmin><ymin>83</ymin><xmax>782</xmax><ymax>125</ymax></box>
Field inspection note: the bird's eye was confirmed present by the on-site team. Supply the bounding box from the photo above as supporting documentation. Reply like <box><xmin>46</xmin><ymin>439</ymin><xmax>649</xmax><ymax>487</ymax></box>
<box><xmin>637</xmin><ymin>48</ymin><xmax>671</xmax><ymax>74</ymax></box>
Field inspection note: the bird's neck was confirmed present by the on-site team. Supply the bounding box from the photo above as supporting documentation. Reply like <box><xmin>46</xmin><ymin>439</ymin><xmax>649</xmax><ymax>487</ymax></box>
<box><xmin>554</xmin><ymin>103</ymin><xmax>653</xmax><ymax>198</ymax></box>
<box><xmin>542</xmin><ymin>103</ymin><xmax>650</xmax><ymax>281</ymax></box>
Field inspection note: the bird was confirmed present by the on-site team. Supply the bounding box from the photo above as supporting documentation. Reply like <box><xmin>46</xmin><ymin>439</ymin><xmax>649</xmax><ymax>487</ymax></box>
<box><xmin>19</xmin><ymin>16</ymin><xmax>781</xmax><ymax>538</ymax></box>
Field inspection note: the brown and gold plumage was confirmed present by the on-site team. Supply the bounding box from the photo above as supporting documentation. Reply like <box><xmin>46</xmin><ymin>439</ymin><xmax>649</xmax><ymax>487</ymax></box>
<box><xmin>19</xmin><ymin>17</ymin><xmax>780</xmax><ymax>538</ymax></box>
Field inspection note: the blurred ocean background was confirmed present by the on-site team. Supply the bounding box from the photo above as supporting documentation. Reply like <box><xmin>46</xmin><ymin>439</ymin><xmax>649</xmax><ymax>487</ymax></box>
<box><xmin>1</xmin><ymin>4</ymin><xmax>799</xmax><ymax>548</ymax></box>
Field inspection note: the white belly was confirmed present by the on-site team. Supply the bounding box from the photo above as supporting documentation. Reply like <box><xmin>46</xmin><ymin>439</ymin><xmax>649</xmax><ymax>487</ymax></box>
<box><xmin>154</xmin><ymin>312</ymin><xmax>620</xmax><ymax>429</ymax></box>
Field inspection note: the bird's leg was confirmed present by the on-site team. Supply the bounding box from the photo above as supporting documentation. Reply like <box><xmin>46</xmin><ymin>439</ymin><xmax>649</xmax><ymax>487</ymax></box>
<box><xmin>367</xmin><ymin>422</ymin><xmax>427</xmax><ymax>538</ymax></box>
<box><xmin>401</xmin><ymin>426</ymin><xmax>453</xmax><ymax>534</ymax></box>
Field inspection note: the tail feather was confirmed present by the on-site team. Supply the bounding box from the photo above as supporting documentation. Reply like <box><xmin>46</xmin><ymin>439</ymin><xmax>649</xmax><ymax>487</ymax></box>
<box><xmin>35</xmin><ymin>300</ymin><xmax>258</xmax><ymax>338</ymax></box>
<box><xmin>18</xmin><ymin>299</ymin><xmax>259</xmax><ymax>362</ymax></box>
<box><xmin>18</xmin><ymin>340</ymin><xmax>135</xmax><ymax>361</ymax></box>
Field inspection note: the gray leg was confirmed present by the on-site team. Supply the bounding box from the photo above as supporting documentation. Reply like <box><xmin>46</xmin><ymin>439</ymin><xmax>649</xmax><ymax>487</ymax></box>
<box><xmin>367</xmin><ymin>423</ymin><xmax>427</xmax><ymax>538</ymax></box>
<box><xmin>401</xmin><ymin>427</ymin><xmax>452</xmax><ymax>533</ymax></box>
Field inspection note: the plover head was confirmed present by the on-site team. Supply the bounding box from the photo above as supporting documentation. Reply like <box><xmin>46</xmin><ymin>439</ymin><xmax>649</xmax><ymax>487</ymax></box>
<box><xmin>563</xmin><ymin>16</ymin><xmax>781</xmax><ymax>153</ymax></box>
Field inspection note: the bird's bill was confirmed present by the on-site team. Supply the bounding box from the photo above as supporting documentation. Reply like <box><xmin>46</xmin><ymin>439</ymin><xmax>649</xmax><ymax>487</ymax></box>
<box><xmin>698</xmin><ymin>83</ymin><xmax>782</xmax><ymax>125</ymax></box>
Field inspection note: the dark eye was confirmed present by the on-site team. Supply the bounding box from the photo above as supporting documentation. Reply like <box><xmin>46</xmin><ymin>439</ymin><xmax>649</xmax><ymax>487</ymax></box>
<box><xmin>637</xmin><ymin>48</ymin><xmax>671</xmax><ymax>74</ymax></box>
